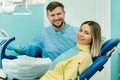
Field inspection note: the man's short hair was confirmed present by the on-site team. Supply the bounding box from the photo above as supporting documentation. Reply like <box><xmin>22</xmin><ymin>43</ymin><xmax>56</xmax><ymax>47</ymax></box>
<box><xmin>46</xmin><ymin>1</ymin><xmax>64</xmax><ymax>12</ymax></box>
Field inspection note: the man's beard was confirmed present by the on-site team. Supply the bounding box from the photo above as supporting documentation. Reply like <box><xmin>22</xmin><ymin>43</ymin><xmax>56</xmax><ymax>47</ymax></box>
<box><xmin>52</xmin><ymin>21</ymin><xmax>64</xmax><ymax>29</ymax></box>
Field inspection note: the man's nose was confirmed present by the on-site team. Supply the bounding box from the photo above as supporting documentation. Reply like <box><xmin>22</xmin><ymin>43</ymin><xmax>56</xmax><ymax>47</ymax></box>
<box><xmin>54</xmin><ymin>15</ymin><xmax>59</xmax><ymax>19</ymax></box>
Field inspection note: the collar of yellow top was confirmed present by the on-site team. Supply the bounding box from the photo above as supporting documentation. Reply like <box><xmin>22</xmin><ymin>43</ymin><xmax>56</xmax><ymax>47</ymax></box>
<box><xmin>77</xmin><ymin>43</ymin><xmax>91</xmax><ymax>52</ymax></box>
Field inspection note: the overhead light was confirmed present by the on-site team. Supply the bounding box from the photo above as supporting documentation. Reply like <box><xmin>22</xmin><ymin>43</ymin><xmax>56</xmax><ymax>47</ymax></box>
<box><xmin>0</xmin><ymin>0</ymin><xmax>50</xmax><ymax>15</ymax></box>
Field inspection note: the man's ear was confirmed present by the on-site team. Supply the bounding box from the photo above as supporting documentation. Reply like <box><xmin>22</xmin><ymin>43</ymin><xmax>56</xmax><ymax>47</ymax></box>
<box><xmin>46</xmin><ymin>11</ymin><xmax>49</xmax><ymax>19</ymax></box>
<box><xmin>64</xmin><ymin>10</ymin><xmax>66</xmax><ymax>15</ymax></box>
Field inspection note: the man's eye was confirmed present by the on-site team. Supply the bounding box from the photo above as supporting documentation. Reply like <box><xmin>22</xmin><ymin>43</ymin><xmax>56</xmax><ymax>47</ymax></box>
<box><xmin>57</xmin><ymin>13</ymin><xmax>61</xmax><ymax>15</ymax></box>
<box><xmin>51</xmin><ymin>14</ymin><xmax>55</xmax><ymax>17</ymax></box>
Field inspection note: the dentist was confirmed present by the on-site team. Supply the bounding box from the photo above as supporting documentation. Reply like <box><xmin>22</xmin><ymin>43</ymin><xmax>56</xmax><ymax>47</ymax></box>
<box><xmin>7</xmin><ymin>1</ymin><xmax>78</xmax><ymax>61</ymax></box>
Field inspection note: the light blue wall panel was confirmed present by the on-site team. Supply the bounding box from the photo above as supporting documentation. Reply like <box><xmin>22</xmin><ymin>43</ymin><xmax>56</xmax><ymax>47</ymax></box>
<box><xmin>111</xmin><ymin>0</ymin><xmax>120</xmax><ymax>80</ymax></box>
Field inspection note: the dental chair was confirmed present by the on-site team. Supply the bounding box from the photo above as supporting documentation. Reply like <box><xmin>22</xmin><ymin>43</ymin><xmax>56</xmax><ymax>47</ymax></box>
<box><xmin>0</xmin><ymin>37</ymin><xmax>51</xmax><ymax>80</ymax></box>
<box><xmin>79</xmin><ymin>38</ymin><xmax>120</xmax><ymax>80</ymax></box>
<box><xmin>1</xmin><ymin>37</ymin><xmax>17</xmax><ymax>60</ymax></box>
<box><xmin>0</xmin><ymin>37</ymin><xmax>120</xmax><ymax>80</ymax></box>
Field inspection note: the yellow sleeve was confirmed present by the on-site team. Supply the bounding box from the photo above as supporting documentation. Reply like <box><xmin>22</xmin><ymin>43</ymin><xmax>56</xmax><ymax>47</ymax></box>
<box><xmin>0</xmin><ymin>78</ymin><xmax>4</xmax><ymax>80</ymax></box>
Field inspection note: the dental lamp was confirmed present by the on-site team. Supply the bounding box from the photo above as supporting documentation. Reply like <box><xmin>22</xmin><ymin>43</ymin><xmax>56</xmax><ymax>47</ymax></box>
<box><xmin>0</xmin><ymin>0</ymin><xmax>49</xmax><ymax>15</ymax></box>
<box><xmin>0</xmin><ymin>28</ymin><xmax>9</xmax><ymax>46</ymax></box>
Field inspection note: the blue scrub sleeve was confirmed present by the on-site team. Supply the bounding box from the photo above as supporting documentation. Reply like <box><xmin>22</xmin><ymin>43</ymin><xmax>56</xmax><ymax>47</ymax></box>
<box><xmin>49</xmin><ymin>46</ymin><xmax>80</xmax><ymax>70</ymax></box>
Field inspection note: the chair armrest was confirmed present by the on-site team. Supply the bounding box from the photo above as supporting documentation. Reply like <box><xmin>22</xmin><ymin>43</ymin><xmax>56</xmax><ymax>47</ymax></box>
<box><xmin>80</xmin><ymin>56</ymin><xmax>108</xmax><ymax>80</ymax></box>
<box><xmin>1</xmin><ymin>37</ymin><xmax>17</xmax><ymax>60</ymax></box>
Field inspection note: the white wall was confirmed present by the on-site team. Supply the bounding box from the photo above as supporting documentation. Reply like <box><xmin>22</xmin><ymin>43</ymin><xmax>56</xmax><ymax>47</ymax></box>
<box><xmin>44</xmin><ymin>0</ymin><xmax>111</xmax><ymax>80</ymax></box>
<box><xmin>44</xmin><ymin>0</ymin><xmax>111</xmax><ymax>39</ymax></box>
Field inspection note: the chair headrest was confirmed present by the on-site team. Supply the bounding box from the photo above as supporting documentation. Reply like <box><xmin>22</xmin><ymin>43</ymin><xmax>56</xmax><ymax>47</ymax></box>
<box><xmin>100</xmin><ymin>38</ymin><xmax>120</xmax><ymax>56</ymax></box>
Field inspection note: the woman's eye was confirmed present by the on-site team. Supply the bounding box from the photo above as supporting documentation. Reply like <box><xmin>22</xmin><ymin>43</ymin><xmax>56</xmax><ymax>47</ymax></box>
<box><xmin>85</xmin><ymin>32</ymin><xmax>89</xmax><ymax>35</ymax></box>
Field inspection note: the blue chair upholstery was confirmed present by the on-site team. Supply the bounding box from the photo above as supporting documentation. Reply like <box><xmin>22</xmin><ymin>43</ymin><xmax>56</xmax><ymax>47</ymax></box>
<box><xmin>80</xmin><ymin>38</ymin><xmax>120</xmax><ymax>80</ymax></box>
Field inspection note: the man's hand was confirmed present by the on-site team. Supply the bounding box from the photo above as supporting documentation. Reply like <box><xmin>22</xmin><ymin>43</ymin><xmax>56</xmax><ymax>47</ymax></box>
<box><xmin>7</xmin><ymin>43</ymin><xmax>16</xmax><ymax>50</ymax></box>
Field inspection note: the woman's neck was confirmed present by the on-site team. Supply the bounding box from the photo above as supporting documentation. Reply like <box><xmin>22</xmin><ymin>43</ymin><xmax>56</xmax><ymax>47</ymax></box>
<box><xmin>77</xmin><ymin>43</ymin><xmax>91</xmax><ymax>52</ymax></box>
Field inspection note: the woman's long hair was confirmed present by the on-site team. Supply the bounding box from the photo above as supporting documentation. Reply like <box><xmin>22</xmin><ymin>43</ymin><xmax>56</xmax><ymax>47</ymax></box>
<box><xmin>81</xmin><ymin>21</ymin><xmax>102</xmax><ymax>57</ymax></box>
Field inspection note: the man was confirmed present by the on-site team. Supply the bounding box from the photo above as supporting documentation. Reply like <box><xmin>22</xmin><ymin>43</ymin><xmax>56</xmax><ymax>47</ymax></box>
<box><xmin>7</xmin><ymin>1</ymin><xmax>78</xmax><ymax>61</ymax></box>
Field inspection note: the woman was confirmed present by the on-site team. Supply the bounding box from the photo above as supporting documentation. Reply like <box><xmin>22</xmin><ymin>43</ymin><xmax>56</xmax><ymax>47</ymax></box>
<box><xmin>39</xmin><ymin>21</ymin><xmax>102</xmax><ymax>80</ymax></box>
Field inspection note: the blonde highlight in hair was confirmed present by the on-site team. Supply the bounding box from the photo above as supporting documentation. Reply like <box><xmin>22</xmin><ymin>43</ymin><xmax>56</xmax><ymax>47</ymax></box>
<box><xmin>81</xmin><ymin>21</ymin><xmax>102</xmax><ymax>57</ymax></box>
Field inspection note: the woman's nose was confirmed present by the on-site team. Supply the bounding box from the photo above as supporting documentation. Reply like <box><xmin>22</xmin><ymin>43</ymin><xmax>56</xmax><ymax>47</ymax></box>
<box><xmin>79</xmin><ymin>32</ymin><xmax>84</xmax><ymax>37</ymax></box>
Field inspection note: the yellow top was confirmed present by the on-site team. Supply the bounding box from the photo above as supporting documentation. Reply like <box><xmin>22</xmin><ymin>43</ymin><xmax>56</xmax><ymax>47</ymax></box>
<box><xmin>77</xmin><ymin>43</ymin><xmax>91</xmax><ymax>52</ymax></box>
<box><xmin>0</xmin><ymin>78</ymin><xmax>3</xmax><ymax>80</ymax></box>
<box><xmin>40</xmin><ymin>44</ymin><xmax>93</xmax><ymax>80</ymax></box>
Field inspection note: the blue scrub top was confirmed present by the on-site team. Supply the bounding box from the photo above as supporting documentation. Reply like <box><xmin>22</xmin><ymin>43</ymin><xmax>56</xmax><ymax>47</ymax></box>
<box><xmin>16</xmin><ymin>23</ymin><xmax>79</xmax><ymax>61</ymax></box>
